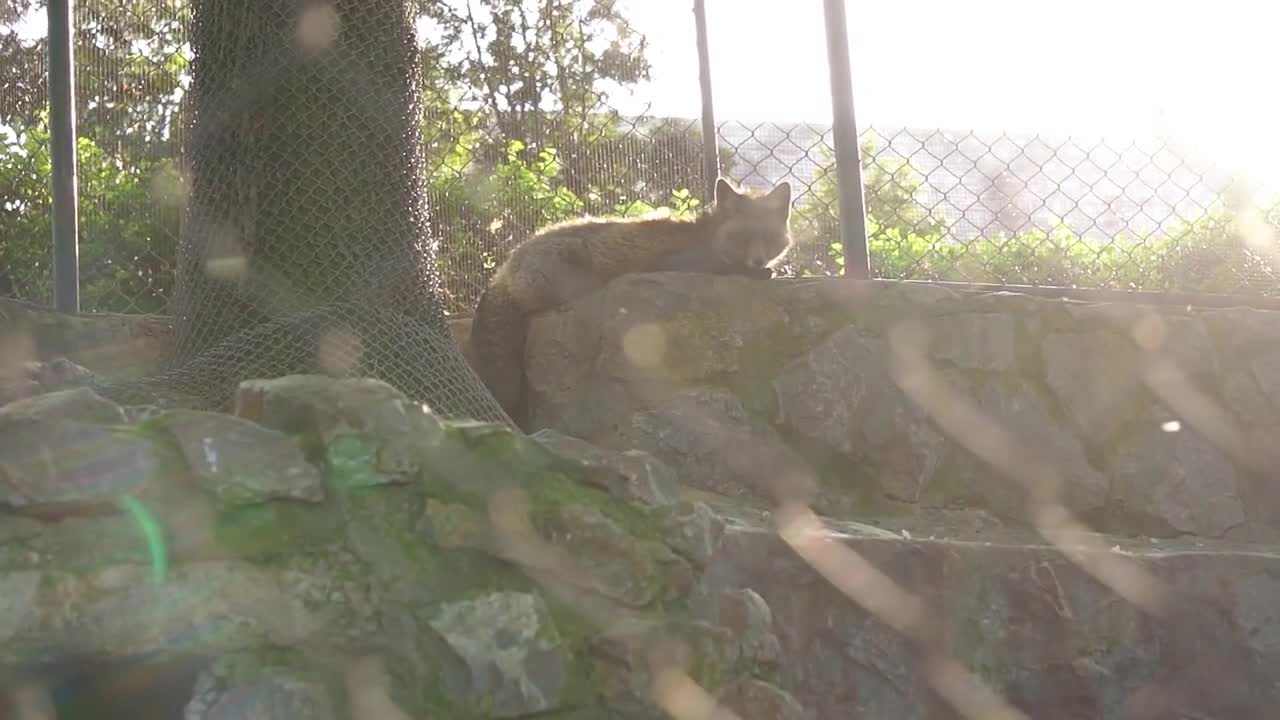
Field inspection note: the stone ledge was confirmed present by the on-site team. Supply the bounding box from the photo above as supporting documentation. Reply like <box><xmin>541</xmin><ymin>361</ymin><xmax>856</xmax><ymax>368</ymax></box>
<box><xmin>525</xmin><ymin>274</ymin><xmax>1280</xmax><ymax>540</ymax></box>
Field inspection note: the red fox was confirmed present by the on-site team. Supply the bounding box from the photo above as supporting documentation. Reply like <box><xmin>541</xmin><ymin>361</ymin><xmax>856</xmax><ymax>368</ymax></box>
<box><xmin>470</xmin><ymin>177</ymin><xmax>793</xmax><ymax>428</ymax></box>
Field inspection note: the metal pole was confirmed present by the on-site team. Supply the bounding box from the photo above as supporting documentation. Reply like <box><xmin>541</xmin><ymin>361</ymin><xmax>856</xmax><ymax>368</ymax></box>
<box><xmin>822</xmin><ymin>0</ymin><xmax>870</xmax><ymax>278</ymax></box>
<box><xmin>692</xmin><ymin>0</ymin><xmax>719</xmax><ymax>200</ymax></box>
<box><xmin>48</xmin><ymin>0</ymin><xmax>80</xmax><ymax>312</ymax></box>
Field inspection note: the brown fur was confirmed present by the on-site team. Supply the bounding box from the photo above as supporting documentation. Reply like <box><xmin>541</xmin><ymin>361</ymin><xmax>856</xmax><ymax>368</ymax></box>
<box><xmin>470</xmin><ymin>178</ymin><xmax>793</xmax><ymax>428</ymax></box>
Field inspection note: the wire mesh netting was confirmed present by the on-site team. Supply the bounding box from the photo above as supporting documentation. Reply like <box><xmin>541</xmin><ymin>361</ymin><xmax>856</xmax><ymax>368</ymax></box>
<box><xmin>1</xmin><ymin>0</ymin><xmax>512</xmax><ymax>423</ymax></box>
<box><xmin>2</xmin><ymin>3</ymin><xmax>1280</xmax><ymax>719</ymax></box>
<box><xmin>4</xmin><ymin>1</ymin><xmax>1278</xmax><ymax>323</ymax></box>
<box><xmin>722</xmin><ymin>122</ymin><xmax>1276</xmax><ymax>294</ymax></box>
<box><xmin>1</xmin><ymin>0</ymin><xmax>187</xmax><ymax>313</ymax></box>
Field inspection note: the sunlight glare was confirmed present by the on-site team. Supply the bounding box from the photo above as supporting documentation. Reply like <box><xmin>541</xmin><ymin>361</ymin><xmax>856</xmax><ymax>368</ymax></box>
<box><xmin>621</xmin><ymin>0</ymin><xmax>1280</xmax><ymax>186</ymax></box>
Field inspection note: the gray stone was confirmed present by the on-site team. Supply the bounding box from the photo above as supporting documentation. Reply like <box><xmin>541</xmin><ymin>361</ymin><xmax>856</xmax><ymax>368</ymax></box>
<box><xmin>718</xmin><ymin>678</ymin><xmax>811</xmax><ymax>720</ymax></box>
<box><xmin>428</xmin><ymin>592</ymin><xmax>569</xmax><ymax>718</ymax></box>
<box><xmin>887</xmin><ymin>280</ymin><xmax>965</xmax><ymax>306</ymax></box>
<box><xmin>1042</xmin><ymin>330</ymin><xmax>1146</xmax><ymax>448</ymax></box>
<box><xmin>343</xmin><ymin>655</ymin><xmax>414</xmax><ymax>720</ymax></box>
<box><xmin>0</xmin><ymin>360</ymin><xmax>96</xmax><ymax>407</ymax></box>
<box><xmin>619</xmin><ymin>387</ymin><xmax>817</xmax><ymax>505</ymax></box>
<box><xmin>0</xmin><ymin>386</ymin><xmax>125</xmax><ymax>424</ymax></box>
<box><xmin>588</xmin><ymin>273</ymin><xmax>793</xmax><ymax>384</ymax></box>
<box><xmin>531</xmin><ymin>429</ymin><xmax>680</xmax><ymax>507</ymax></box>
<box><xmin>203</xmin><ymin>670</ymin><xmax>337</xmax><ymax>720</ymax></box>
<box><xmin>1221</xmin><ymin>372</ymin><xmax>1277</xmax><ymax>427</ymax></box>
<box><xmin>0</xmin><ymin>571</ymin><xmax>40</xmax><ymax>645</ymax></box>
<box><xmin>1110</xmin><ymin>421</ymin><xmax>1245</xmax><ymax>537</ymax></box>
<box><xmin>0</xmin><ymin>515</ymin><xmax>41</xmax><ymax>544</ymax></box>
<box><xmin>656</xmin><ymin>501</ymin><xmax>727</xmax><ymax>568</ymax></box>
<box><xmin>927</xmin><ymin>313</ymin><xmax>1017</xmax><ymax>371</ymax></box>
<box><xmin>704</xmin><ymin>519</ymin><xmax>1280</xmax><ymax>720</ymax></box>
<box><xmin>0</xmin><ymin>562</ymin><xmax>332</xmax><ymax>663</ymax></box>
<box><xmin>0</xmin><ymin>417</ymin><xmax>161</xmax><ymax>510</ymax></box>
<box><xmin>544</xmin><ymin>502</ymin><xmax>693</xmax><ymax>607</ymax></box>
<box><xmin>703</xmin><ymin>587</ymin><xmax>781</xmax><ymax>668</ymax></box>
<box><xmin>525</xmin><ymin>273</ymin><xmax>845</xmax><ymax>441</ymax></box>
<box><xmin>1054</xmin><ymin>309</ymin><xmax>1217</xmax><ymax>377</ymax></box>
<box><xmin>1235</xmin><ymin>574</ymin><xmax>1280</xmax><ymax>657</ymax></box>
<box><xmin>1049</xmin><ymin>313</ymin><xmax>1218</xmax><ymax>448</ymax></box>
<box><xmin>525</xmin><ymin>302</ymin><xmax>611</xmax><ymax>437</ymax></box>
<box><xmin>236</xmin><ymin>375</ymin><xmax>446</xmax><ymax>486</ymax></box>
<box><xmin>1060</xmin><ymin>299</ymin><xmax>1150</xmax><ymax>328</ymax></box>
<box><xmin>773</xmin><ymin>328</ymin><xmax>945</xmax><ymax>503</ymax></box>
<box><xmin>122</xmin><ymin>404</ymin><xmax>165</xmax><ymax>423</ymax></box>
<box><xmin>1200</xmin><ymin>306</ymin><xmax>1280</xmax><ymax>354</ymax></box>
<box><xmin>0</xmin><ymin>390</ymin><xmax>130</xmax><ymax>506</ymax></box>
<box><xmin>25</xmin><ymin>358</ymin><xmax>95</xmax><ymax>390</ymax></box>
<box><xmin>949</xmin><ymin>375</ymin><xmax>1109</xmax><ymax>520</ymax></box>
<box><xmin>1234</xmin><ymin>425</ymin><xmax>1280</xmax><ymax>527</ymax></box>
<box><xmin>591</xmin><ymin>620</ymin><xmax>742</xmax><ymax>720</ymax></box>
<box><xmin>156</xmin><ymin>410</ymin><xmax>325</xmax><ymax>505</ymax></box>
<box><xmin>0</xmin><ymin>379</ymin><xmax>40</xmax><ymax>406</ymax></box>
<box><xmin>1155</xmin><ymin>315</ymin><xmax>1219</xmax><ymax>378</ymax></box>
<box><xmin>1249</xmin><ymin>348</ymin><xmax>1280</xmax><ymax>414</ymax></box>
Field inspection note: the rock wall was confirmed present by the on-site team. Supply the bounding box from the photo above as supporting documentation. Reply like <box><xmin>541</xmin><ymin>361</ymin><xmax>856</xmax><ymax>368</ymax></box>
<box><xmin>5</xmin><ymin>288</ymin><xmax>1280</xmax><ymax>718</ymax></box>
<box><xmin>2</xmin><ymin>378</ymin><xmax>1277</xmax><ymax>719</ymax></box>
<box><xmin>525</xmin><ymin>275</ymin><xmax>1280</xmax><ymax>541</ymax></box>
<box><xmin>0</xmin><ymin>297</ymin><xmax>173</xmax><ymax>380</ymax></box>
<box><xmin>0</xmin><ymin>297</ymin><xmax>476</xmax><ymax>381</ymax></box>
<box><xmin>0</xmin><ymin>378</ymin><xmax>803</xmax><ymax>719</ymax></box>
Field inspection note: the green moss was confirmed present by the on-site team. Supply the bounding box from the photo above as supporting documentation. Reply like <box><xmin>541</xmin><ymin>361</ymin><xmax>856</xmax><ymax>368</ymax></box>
<box><xmin>421</xmin><ymin>420</ymin><xmax>666</xmax><ymax>545</ymax></box>
<box><xmin>326</xmin><ymin>433</ymin><xmax>386</xmax><ymax>489</ymax></box>
<box><xmin>340</xmin><ymin>482</ymin><xmax>423</xmax><ymax>535</ymax></box>
<box><xmin>420</xmin><ymin>421</ymin><xmax>560</xmax><ymax>507</ymax></box>
<box><xmin>672</xmin><ymin>620</ymin><xmax>740</xmax><ymax>692</ymax></box>
<box><xmin>421</xmin><ymin>499</ymin><xmax>486</xmax><ymax>549</ymax></box>
<box><xmin>537</xmin><ymin>603</ymin><xmax>602</xmax><ymax>713</ymax></box>
<box><xmin>526</xmin><ymin>472</ymin><xmax>660</xmax><ymax>541</ymax></box>
<box><xmin>214</xmin><ymin>498</ymin><xmax>346</xmax><ymax>559</ymax></box>
<box><xmin>427</xmin><ymin>547</ymin><xmax>537</xmax><ymax>600</ymax></box>
<box><xmin>403</xmin><ymin>418</ymin><xmax>706</xmax><ymax>712</ymax></box>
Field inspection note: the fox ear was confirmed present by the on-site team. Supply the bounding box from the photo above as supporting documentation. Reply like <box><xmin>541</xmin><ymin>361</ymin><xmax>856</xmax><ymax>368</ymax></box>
<box><xmin>715</xmin><ymin>177</ymin><xmax>741</xmax><ymax>209</ymax></box>
<box><xmin>764</xmin><ymin>182</ymin><xmax>792</xmax><ymax>216</ymax></box>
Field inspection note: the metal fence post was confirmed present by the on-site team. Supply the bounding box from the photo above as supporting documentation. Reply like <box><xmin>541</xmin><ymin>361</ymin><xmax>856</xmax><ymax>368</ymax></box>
<box><xmin>822</xmin><ymin>0</ymin><xmax>870</xmax><ymax>278</ymax></box>
<box><xmin>48</xmin><ymin>0</ymin><xmax>80</xmax><ymax>312</ymax></box>
<box><xmin>692</xmin><ymin>0</ymin><xmax>719</xmax><ymax>200</ymax></box>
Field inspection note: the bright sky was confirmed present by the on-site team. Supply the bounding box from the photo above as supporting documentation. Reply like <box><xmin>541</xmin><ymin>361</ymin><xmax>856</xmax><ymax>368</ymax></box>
<box><xmin>11</xmin><ymin>0</ymin><xmax>1279</xmax><ymax>185</ymax></box>
<box><xmin>619</xmin><ymin>0</ymin><xmax>1280</xmax><ymax>186</ymax></box>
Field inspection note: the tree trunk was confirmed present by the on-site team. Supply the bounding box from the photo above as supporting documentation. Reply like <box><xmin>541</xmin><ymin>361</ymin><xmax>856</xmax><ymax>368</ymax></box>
<box><xmin>89</xmin><ymin>0</ymin><xmax>513</xmax><ymax>426</ymax></box>
<box><xmin>171</xmin><ymin>0</ymin><xmax>444</xmax><ymax>359</ymax></box>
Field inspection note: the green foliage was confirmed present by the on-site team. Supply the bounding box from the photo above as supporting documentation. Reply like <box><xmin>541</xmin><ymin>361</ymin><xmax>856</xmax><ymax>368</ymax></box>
<box><xmin>415</xmin><ymin>0</ymin><xmax>650</xmax><ymax>146</ymax></box>
<box><xmin>2</xmin><ymin>0</ymin><xmax>716</xmax><ymax>313</ymax></box>
<box><xmin>791</xmin><ymin>140</ymin><xmax>946</xmax><ymax>277</ymax></box>
<box><xmin>7</xmin><ymin>0</ymin><xmax>1274</xmax><ymax>316</ymax></box>
<box><xmin>428</xmin><ymin>133</ymin><xmax>706</xmax><ymax>309</ymax></box>
<box><xmin>790</xmin><ymin>139</ymin><xmax>1280</xmax><ymax>294</ymax></box>
<box><xmin>0</xmin><ymin>114</ymin><xmax>178</xmax><ymax>312</ymax></box>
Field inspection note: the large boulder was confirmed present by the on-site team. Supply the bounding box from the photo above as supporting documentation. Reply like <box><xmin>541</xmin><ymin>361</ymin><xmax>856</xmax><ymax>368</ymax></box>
<box><xmin>703</xmin><ymin>517</ymin><xmax>1280</xmax><ymax>720</ymax></box>
<box><xmin>524</xmin><ymin>274</ymin><xmax>1280</xmax><ymax>538</ymax></box>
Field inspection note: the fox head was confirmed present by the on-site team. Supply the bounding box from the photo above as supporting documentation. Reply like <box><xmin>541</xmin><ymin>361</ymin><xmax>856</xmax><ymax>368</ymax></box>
<box><xmin>709</xmin><ymin>177</ymin><xmax>793</xmax><ymax>270</ymax></box>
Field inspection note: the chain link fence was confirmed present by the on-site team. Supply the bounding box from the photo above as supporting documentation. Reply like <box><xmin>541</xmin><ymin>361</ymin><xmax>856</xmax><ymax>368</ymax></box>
<box><xmin>723</xmin><ymin>121</ymin><xmax>1276</xmax><ymax>295</ymax></box>
<box><xmin>0</xmin><ymin>4</ymin><xmax>1276</xmax><ymax>719</ymax></box>
<box><xmin>2</xmin><ymin>1</ymin><xmax>1276</xmax><ymax>318</ymax></box>
<box><xmin>0</xmin><ymin>0</ymin><xmax>188</xmax><ymax>314</ymax></box>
